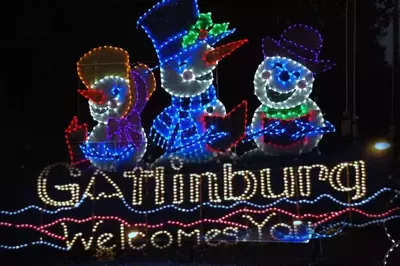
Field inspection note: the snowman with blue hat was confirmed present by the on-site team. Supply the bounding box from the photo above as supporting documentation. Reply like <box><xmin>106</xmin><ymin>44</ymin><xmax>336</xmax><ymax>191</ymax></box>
<box><xmin>137</xmin><ymin>0</ymin><xmax>248</xmax><ymax>164</ymax></box>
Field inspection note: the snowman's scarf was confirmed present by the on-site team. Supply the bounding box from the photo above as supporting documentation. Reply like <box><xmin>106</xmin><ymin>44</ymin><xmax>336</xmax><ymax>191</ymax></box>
<box><xmin>150</xmin><ymin>85</ymin><xmax>217</xmax><ymax>154</ymax></box>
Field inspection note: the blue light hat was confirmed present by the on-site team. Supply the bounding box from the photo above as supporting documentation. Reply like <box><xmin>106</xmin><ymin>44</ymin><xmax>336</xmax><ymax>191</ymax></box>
<box><xmin>137</xmin><ymin>0</ymin><xmax>236</xmax><ymax>68</ymax></box>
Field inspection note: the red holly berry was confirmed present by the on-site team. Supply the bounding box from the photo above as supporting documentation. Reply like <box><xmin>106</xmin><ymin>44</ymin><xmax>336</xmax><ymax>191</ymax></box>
<box><xmin>198</xmin><ymin>29</ymin><xmax>208</xmax><ymax>40</ymax></box>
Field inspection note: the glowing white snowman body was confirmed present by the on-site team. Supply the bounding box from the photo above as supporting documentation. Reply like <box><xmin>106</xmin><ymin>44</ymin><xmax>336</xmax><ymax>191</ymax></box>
<box><xmin>77</xmin><ymin>46</ymin><xmax>155</xmax><ymax>171</ymax></box>
<box><xmin>251</xmin><ymin>56</ymin><xmax>325</xmax><ymax>155</ymax></box>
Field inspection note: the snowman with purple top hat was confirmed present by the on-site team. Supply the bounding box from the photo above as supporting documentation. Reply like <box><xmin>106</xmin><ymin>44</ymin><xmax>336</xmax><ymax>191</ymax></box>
<box><xmin>137</xmin><ymin>0</ymin><xmax>248</xmax><ymax>164</ymax></box>
<box><xmin>245</xmin><ymin>24</ymin><xmax>336</xmax><ymax>156</ymax></box>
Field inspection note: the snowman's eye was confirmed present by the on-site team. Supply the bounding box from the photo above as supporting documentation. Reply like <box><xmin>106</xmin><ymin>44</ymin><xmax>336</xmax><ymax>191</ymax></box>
<box><xmin>111</xmin><ymin>87</ymin><xmax>120</xmax><ymax>96</ymax></box>
<box><xmin>292</xmin><ymin>71</ymin><xmax>300</xmax><ymax>79</ymax></box>
<box><xmin>274</xmin><ymin>63</ymin><xmax>283</xmax><ymax>68</ymax></box>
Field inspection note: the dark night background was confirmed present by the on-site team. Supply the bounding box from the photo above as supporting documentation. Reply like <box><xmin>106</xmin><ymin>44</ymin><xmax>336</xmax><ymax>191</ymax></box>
<box><xmin>0</xmin><ymin>0</ymin><xmax>399</xmax><ymax>265</ymax></box>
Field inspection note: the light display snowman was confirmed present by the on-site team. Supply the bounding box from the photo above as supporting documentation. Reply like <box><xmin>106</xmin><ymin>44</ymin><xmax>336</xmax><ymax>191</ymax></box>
<box><xmin>250</xmin><ymin>24</ymin><xmax>335</xmax><ymax>156</ymax></box>
<box><xmin>65</xmin><ymin>46</ymin><xmax>156</xmax><ymax>171</ymax></box>
<box><xmin>137</xmin><ymin>0</ymin><xmax>247</xmax><ymax>163</ymax></box>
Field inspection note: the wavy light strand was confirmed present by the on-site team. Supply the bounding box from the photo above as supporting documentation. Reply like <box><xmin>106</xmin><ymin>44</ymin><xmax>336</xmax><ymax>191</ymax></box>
<box><xmin>0</xmin><ymin>222</ymin><xmax>65</xmax><ymax>240</ymax></box>
<box><xmin>1</xmin><ymin>188</ymin><xmax>394</xmax><ymax>216</ymax></box>
<box><xmin>37</xmin><ymin>216</ymin><xmax>247</xmax><ymax>230</ymax></box>
<box><xmin>0</xmin><ymin>241</ymin><xmax>68</xmax><ymax>251</ymax></box>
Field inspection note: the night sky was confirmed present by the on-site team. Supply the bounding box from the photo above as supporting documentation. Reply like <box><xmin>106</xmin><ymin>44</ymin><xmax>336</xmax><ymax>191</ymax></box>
<box><xmin>0</xmin><ymin>0</ymin><xmax>396</xmax><ymax>170</ymax></box>
<box><xmin>0</xmin><ymin>1</ymin><xmax>399</xmax><ymax>264</ymax></box>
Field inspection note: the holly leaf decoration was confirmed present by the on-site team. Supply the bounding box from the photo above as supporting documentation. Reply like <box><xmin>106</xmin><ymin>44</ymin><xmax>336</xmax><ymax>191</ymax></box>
<box><xmin>209</xmin><ymin>22</ymin><xmax>229</xmax><ymax>36</ymax></box>
<box><xmin>181</xmin><ymin>13</ymin><xmax>230</xmax><ymax>48</ymax></box>
<box><xmin>196</xmin><ymin>13</ymin><xmax>213</xmax><ymax>29</ymax></box>
<box><xmin>182</xmin><ymin>31</ymin><xmax>199</xmax><ymax>48</ymax></box>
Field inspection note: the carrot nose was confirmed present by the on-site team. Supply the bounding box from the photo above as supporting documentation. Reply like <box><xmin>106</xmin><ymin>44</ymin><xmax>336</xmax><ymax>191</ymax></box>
<box><xmin>78</xmin><ymin>89</ymin><xmax>106</xmax><ymax>104</ymax></box>
<box><xmin>203</xmin><ymin>39</ymin><xmax>248</xmax><ymax>65</ymax></box>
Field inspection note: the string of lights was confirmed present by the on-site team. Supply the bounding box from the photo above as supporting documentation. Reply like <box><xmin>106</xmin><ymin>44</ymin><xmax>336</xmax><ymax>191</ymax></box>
<box><xmin>37</xmin><ymin>217</ymin><xmax>248</xmax><ymax>230</ymax></box>
<box><xmin>313</xmin><ymin>215</ymin><xmax>400</xmax><ymax>239</ymax></box>
<box><xmin>0</xmin><ymin>188</ymin><xmax>394</xmax><ymax>216</ymax></box>
<box><xmin>0</xmin><ymin>222</ymin><xmax>66</xmax><ymax>240</ymax></box>
<box><xmin>217</xmin><ymin>207</ymin><xmax>400</xmax><ymax>225</ymax></box>
<box><xmin>2</xmin><ymin>215</ymin><xmax>399</xmax><ymax>251</ymax></box>
<box><xmin>0</xmin><ymin>241</ymin><xmax>69</xmax><ymax>251</ymax></box>
<box><xmin>0</xmin><ymin>208</ymin><xmax>396</xmax><ymax>233</ymax></box>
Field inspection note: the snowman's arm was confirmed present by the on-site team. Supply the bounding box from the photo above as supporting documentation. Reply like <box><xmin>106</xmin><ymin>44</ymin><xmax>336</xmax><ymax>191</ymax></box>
<box><xmin>65</xmin><ymin>116</ymin><xmax>89</xmax><ymax>165</ymax></box>
<box><xmin>149</xmin><ymin>106</ymin><xmax>179</xmax><ymax>149</ymax></box>
<box><xmin>241</xmin><ymin>126</ymin><xmax>255</xmax><ymax>143</ymax></box>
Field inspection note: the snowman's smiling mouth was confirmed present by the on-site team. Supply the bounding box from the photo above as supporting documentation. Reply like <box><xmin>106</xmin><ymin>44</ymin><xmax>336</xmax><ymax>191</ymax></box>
<box><xmin>266</xmin><ymin>86</ymin><xmax>295</xmax><ymax>102</ymax></box>
<box><xmin>195</xmin><ymin>72</ymin><xmax>213</xmax><ymax>81</ymax></box>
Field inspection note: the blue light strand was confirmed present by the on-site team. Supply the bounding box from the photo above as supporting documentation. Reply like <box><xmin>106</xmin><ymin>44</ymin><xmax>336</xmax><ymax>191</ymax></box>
<box><xmin>166</xmin><ymin>126</ymin><xmax>228</xmax><ymax>154</ymax></box>
<box><xmin>0</xmin><ymin>197</ymin><xmax>86</xmax><ymax>216</ymax></box>
<box><xmin>137</xmin><ymin>0</ymin><xmax>200</xmax><ymax>27</ymax></box>
<box><xmin>158</xmin><ymin>30</ymin><xmax>189</xmax><ymax>50</ymax></box>
<box><xmin>0</xmin><ymin>241</ymin><xmax>68</xmax><ymax>251</ymax></box>
<box><xmin>272</xmin><ymin>228</ymin><xmax>315</xmax><ymax>243</ymax></box>
<box><xmin>312</xmin><ymin>230</ymin><xmax>343</xmax><ymax>239</ymax></box>
<box><xmin>242</xmin><ymin>122</ymin><xmax>280</xmax><ymax>143</ymax></box>
<box><xmin>312</xmin><ymin>215</ymin><xmax>400</xmax><ymax>239</ymax></box>
<box><xmin>149</xmin><ymin>30</ymin><xmax>235</xmax><ymax>71</ymax></box>
<box><xmin>80</xmin><ymin>143</ymin><xmax>136</xmax><ymax>162</ymax></box>
<box><xmin>0</xmin><ymin>188</ymin><xmax>393</xmax><ymax>216</ymax></box>
<box><xmin>291</xmin><ymin>120</ymin><xmax>335</xmax><ymax>141</ymax></box>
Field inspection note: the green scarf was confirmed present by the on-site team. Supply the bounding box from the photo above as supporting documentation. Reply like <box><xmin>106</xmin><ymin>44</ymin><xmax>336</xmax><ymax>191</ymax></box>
<box><xmin>261</xmin><ymin>103</ymin><xmax>309</xmax><ymax>120</ymax></box>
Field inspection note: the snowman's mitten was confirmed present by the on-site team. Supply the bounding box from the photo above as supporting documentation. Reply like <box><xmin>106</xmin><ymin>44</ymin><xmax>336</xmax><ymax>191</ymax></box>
<box><xmin>131</xmin><ymin>63</ymin><xmax>156</xmax><ymax>113</ymax></box>
<box><xmin>65</xmin><ymin>116</ymin><xmax>88</xmax><ymax>165</ymax></box>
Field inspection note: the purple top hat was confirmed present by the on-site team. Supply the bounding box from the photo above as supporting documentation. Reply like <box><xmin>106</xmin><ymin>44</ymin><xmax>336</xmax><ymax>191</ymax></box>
<box><xmin>262</xmin><ymin>24</ymin><xmax>335</xmax><ymax>73</ymax></box>
<box><xmin>137</xmin><ymin>0</ymin><xmax>235</xmax><ymax>66</ymax></box>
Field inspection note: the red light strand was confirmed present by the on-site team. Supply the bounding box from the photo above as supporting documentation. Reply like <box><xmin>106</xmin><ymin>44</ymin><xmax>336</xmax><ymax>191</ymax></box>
<box><xmin>218</xmin><ymin>207</ymin><xmax>400</xmax><ymax>226</ymax></box>
<box><xmin>35</xmin><ymin>216</ymin><xmax>248</xmax><ymax>230</ymax></box>
<box><xmin>203</xmin><ymin>39</ymin><xmax>248</xmax><ymax>65</ymax></box>
<box><xmin>0</xmin><ymin>222</ymin><xmax>65</xmax><ymax>241</ymax></box>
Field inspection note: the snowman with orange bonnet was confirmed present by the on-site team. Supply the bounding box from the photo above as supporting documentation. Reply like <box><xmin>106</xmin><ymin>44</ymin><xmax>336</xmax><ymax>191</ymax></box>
<box><xmin>65</xmin><ymin>46</ymin><xmax>156</xmax><ymax>171</ymax></box>
<box><xmin>248</xmin><ymin>25</ymin><xmax>335</xmax><ymax>156</ymax></box>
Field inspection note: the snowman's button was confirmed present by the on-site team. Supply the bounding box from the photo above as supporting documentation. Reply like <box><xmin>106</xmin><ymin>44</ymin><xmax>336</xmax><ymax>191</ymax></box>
<box><xmin>206</xmin><ymin>106</ymin><xmax>214</xmax><ymax>113</ymax></box>
<box><xmin>261</xmin><ymin>71</ymin><xmax>271</xmax><ymax>80</ymax></box>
